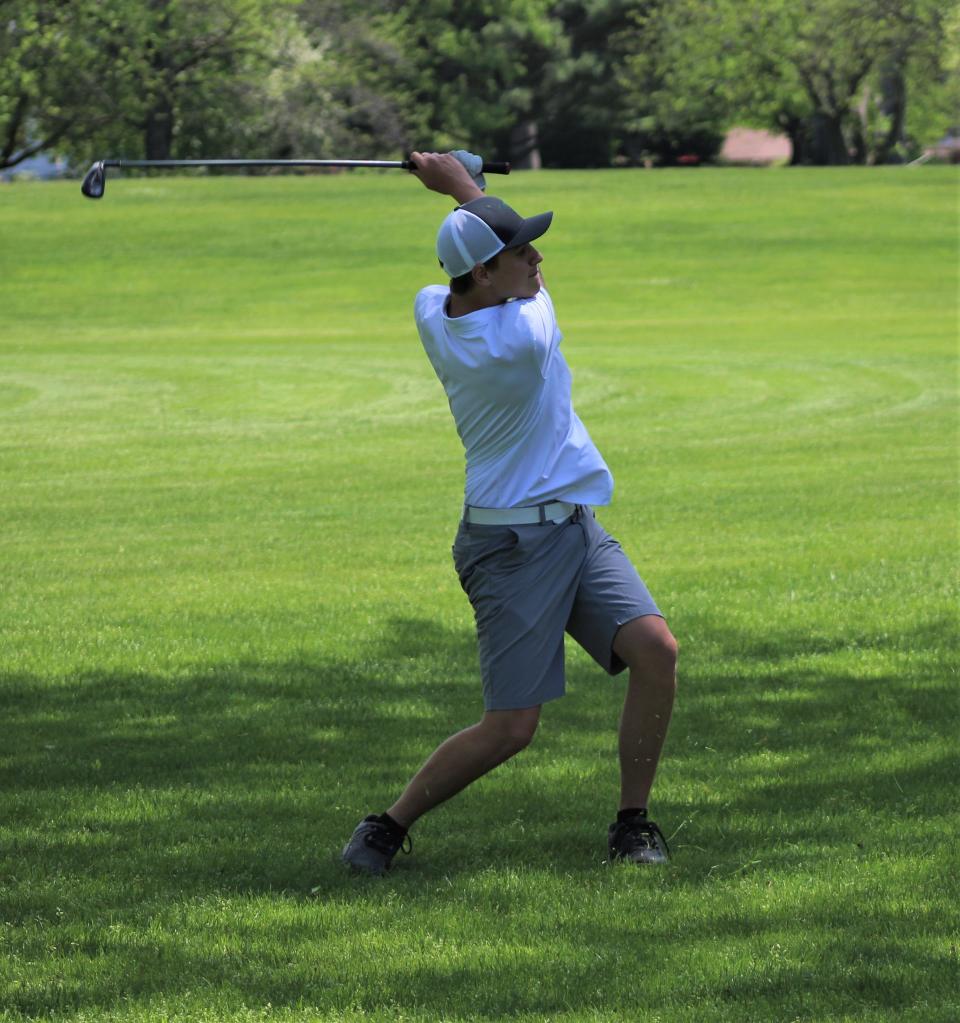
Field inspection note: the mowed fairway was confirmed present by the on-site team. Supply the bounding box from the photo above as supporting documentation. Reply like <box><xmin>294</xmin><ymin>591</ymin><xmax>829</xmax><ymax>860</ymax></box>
<box><xmin>0</xmin><ymin>167</ymin><xmax>957</xmax><ymax>1022</ymax></box>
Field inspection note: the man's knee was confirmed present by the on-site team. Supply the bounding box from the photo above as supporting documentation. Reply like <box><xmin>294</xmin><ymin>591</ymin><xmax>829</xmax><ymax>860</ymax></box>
<box><xmin>482</xmin><ymin>705</ymin><xmax>541</xmax><ymax>757</ymax></box>
<box><xmin>615</xmin><ymin>616</ymin><xmax>679</xmax><ymax>678</ymax></box>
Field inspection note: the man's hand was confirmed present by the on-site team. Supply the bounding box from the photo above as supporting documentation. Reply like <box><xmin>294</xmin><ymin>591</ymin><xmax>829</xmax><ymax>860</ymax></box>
<box><xmin>409</xmin><ymin>151</ymin><xmax>485</xmax><ymax>205</ymax></box>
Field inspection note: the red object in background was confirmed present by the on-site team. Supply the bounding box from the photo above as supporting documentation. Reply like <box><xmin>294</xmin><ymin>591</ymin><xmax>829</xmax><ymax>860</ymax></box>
<box><xmin>677</xmin><ymin>154</ymin><xmax>700</xmax><ymax>165</ymax></box>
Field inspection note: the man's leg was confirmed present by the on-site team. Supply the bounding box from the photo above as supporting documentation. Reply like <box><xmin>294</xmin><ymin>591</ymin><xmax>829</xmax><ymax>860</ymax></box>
<box><xmin>341</xmin><ymin>706</ymin><xmax>542</xmax><ymax>876</ymax></box>
<box><xmin>613</xmin><ymin>615</ymin><xmax>678</xmax><ymax>811</ymax></box>
<box><xmin>387</xmin><ymin>705</ymin><xmax>542</xmax><ymax>829</ymax></box>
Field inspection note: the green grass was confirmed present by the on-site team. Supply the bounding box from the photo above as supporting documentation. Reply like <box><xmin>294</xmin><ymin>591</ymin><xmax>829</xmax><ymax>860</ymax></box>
<box><xmin>0</xmin><ymin>167</ymin><xmax>957</xmax><ymax>1022</ymax></box>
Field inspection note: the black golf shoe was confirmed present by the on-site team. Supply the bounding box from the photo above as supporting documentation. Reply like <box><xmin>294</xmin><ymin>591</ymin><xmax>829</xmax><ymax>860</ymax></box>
<box><xmin>341</xmin><ymin>814</ymin><xmax>412</xmax><ymax>875</ymax></box>
<box><xmin>607</xmin><ymin>812</ymin><xmax>671</xmax><ymax>865</ymax></box>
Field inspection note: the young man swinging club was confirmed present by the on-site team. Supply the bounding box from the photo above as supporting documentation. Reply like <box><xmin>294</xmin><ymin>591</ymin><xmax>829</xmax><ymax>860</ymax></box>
<box><xmin>341</xmin><ymin>151</ymin><xmax>678</xmax><ymax>873</ymax></box>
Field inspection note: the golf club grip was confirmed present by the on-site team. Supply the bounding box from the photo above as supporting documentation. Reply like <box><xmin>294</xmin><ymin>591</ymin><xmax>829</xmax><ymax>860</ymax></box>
<box><xmin>405</xmin><ymin>159</ymin><xmax>511</xmax><ymax>175</ymax></box>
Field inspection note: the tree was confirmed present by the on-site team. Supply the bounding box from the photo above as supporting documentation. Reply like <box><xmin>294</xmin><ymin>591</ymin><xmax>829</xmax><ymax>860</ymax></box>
<box><xmin>904</xmin><ymin>2</ymin><xmax>960</xmax><ymax>155</ymax></box>
<box><xmin>0</xmin><ymin>0</ymin><xmax>289</xmax><ymax>171</ymax></box>
<box><xmin>617</xmin><ymin>0</ymin><xmax>957</xmax><ymax>165</ymax></box>
<box><xmin>287</xmin><ymin>0</ymin><xmax>429</xmax><ymax>160</ymax></box>
<box><xmin>0</xmin><ymin>1</ymin><xmax>117</xmax><ymax>169</ymax></box>
<box><xmin>716</xmin><ymin>0</ymin><xmax>952</xmax><ymax>164</ymax></box>
<box><xmin>118</xmin><ymin>0</ymin><xmax>288</xmax><ymax>161</ymax></box>
<box><xmin>539</xmin><ymin>0</ymin><xmax>654</xmax><ymax>167</ymax></box>
<box><xmin>616</xmin><ymin>1</ymin><xmax>729</xmax><ymax>165</ymax></box>
<box><xmin>853</xmin><ymin>0</ymin><xmax>958</xmax><ymax>162</ymax></box>
<box><xmin>396</xmin><ymin>0</ymin><xmax>568</xmax><ymax>166</ymax></box>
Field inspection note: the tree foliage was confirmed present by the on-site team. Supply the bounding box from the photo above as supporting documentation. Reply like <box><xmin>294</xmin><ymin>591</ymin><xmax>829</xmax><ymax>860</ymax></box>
<box><xmin>626</xmin><ymin>0</ymin><xmax>958</xmax><ymax>165</ymax></box>
<box><xmin>540</xmin><ymin>0</ymin><xmax>653</xmax><ymax>167</ymax></box>
<box><xmin>1</xmin><ymin>0</ymin><xmax>956</xmax><ymax>171</ymax></box>
<box><xmin>1</xmin><ymin>0</ymin><xmax>288</xmax><ymax>169</ymax></box>
<box><xmin>0</xmin><ymin>0</ymin><xmax>113</xmax><ymax>168</ymax></box>
<box><xmin>735</xmin><ymin>0</ymin><xmax>955</xmax><ymax>163</ymax></box>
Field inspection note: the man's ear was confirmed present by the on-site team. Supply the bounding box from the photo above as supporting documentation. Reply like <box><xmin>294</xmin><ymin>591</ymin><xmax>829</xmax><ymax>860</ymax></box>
<box><xmin>471</xmin><ymin>263</ymin><xmax>492</xmax><ymax>289</ymax></box>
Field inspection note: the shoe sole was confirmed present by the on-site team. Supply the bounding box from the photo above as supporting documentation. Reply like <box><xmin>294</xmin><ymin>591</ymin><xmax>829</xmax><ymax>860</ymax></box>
<box><xmin>341</xmin><ymin>845</ymin><xmax>389</xmax><ymax>876</ymax></box>
<box><xmin>608</xmin><ymin>849</ymin><xmax>669</xmax><ymax>865</ymax></box>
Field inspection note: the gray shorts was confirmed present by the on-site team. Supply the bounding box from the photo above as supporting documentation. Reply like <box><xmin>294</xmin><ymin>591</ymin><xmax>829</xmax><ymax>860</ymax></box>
<box><xmin>451</xmin><ymin>505</ymin><xmax>662</xmax><ymax>710</ymax></box>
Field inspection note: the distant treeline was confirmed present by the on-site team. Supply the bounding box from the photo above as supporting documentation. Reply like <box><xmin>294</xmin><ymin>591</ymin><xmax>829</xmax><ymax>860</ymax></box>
<box><xmin>2</xmin><ymin>0</ymin><xmax>956</xmax><ymax>172</ymax></box>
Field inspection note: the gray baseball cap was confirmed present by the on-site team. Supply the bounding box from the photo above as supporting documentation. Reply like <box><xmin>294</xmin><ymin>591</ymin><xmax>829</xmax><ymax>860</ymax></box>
<box><xmin>436</xmin><ymin>196</ymin><xmax>552</xmax><ymax>278</ymax></box>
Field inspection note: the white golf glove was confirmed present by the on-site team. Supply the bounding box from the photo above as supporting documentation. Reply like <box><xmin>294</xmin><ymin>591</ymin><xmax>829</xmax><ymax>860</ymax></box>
<box><xmin>451</xmin><ymin>150</ymin><xmax>486</xmax><ymax>192</ymax></box>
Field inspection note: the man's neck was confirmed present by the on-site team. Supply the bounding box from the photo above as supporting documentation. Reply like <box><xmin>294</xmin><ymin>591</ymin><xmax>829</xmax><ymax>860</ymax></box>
<box><xmin>446</xmin><ymin>289</ymin><xmax>505</xmax><ymax>319</ymax></box>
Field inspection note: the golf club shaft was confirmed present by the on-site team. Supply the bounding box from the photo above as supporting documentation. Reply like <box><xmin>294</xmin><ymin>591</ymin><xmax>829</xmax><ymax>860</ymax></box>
<box><xmin>81</xmin><ymin>154</ymin><xmax>509</xmax><ymax>199</ymax></box>
<box><xmin>98</xmin><ymin>158</ymin><xmax>511</xmax><ymax>173</ymax></box>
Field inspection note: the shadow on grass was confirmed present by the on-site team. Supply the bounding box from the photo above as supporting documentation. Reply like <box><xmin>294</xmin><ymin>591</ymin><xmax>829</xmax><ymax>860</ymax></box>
<box><xmin>2</xmin><ymin>612</ymin><xmax>956</xmax><ymax>1016</ymax></box>
<box><xmin>2</xmin><ymin>618</ymin><xmax>477</xmax><ymax>880</ymax></box>
<box><xmin>665</xmin><ymin>613</ymin><xmax>957</xmax><ymax>814</ymax></box>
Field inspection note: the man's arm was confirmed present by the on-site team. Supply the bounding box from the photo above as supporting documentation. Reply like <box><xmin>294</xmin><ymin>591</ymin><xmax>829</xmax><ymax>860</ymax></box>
<box><xmin>409</xmin><ymin>151</ymin><xmax>485</xmax><ymax>205</ymax></box>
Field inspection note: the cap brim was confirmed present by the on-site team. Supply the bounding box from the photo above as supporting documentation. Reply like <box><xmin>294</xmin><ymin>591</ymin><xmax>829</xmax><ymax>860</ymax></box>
<box><xmin>505</xmin><ymin>211</ymin><xmax>553</xmax><ymax>249</ymax></box>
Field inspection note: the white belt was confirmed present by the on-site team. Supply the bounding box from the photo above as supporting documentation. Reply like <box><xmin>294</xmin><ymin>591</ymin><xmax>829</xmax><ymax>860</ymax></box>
<box><xmin>463</xmin><ymin>501</ymin><xmax>577</xmax><ymax>526</ymax></box>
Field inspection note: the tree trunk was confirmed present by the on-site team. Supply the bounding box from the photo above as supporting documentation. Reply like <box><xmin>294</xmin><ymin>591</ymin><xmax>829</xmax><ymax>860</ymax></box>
<box><xmin>509</xmin><ymin>120</ymin><xmax>541</xmax><ymax>170</ymax></box>
<box><xmin>779</xmin><ymin>114</ymin><xmax>809</xmax><ymax>166</ymax></box>
<box><xmin>874</xmin><ymin>66</ymin><xmax>907</xmax><ymax>164</ymax></box>
<box><xmin>144</xmin><ymin>95</ymin><xmax>174</xmax><ymax>160</ymax></box>
<box><xmin>809</xmin><ymin>112</ymin><xmax>849</xmax><ymax>165</ymax></box>
<box><xmin>850</xmin><ymin>90</ymin><xmax>869</xmax><ymax>165</ymax></box>
<box><xmin>144</xmin><ymin>0</ymin><xmax>174</xmax><ymax>160</ymax></box>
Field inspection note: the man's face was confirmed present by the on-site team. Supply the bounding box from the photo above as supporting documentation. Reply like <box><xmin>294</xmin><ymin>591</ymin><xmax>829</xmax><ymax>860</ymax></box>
<box><xmin>483</xmin><ymin>242</ymin><xmax>543</xmax><ymax>301</ymax></box>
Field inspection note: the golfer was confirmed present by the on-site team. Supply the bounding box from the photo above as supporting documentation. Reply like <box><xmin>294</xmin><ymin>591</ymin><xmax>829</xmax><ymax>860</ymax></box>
<box><xmin>342</xmin><ymin>152</ymin><xmax>678</xmax><ymax>873</ymax></box>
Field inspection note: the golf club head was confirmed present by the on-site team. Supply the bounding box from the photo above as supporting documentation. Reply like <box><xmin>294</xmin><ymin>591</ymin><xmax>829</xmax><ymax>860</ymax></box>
<box><xmin>81</xmin><ymin>162</ymin><xmax>106</xmax><ymax>199</ymax></box>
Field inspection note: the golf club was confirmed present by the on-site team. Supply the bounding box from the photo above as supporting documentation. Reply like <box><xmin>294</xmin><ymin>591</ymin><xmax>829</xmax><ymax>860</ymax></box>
<box><xmin>81</xmin><ymin>156</ymin><xmax>510</xmax><ymax>199</ymax></box>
